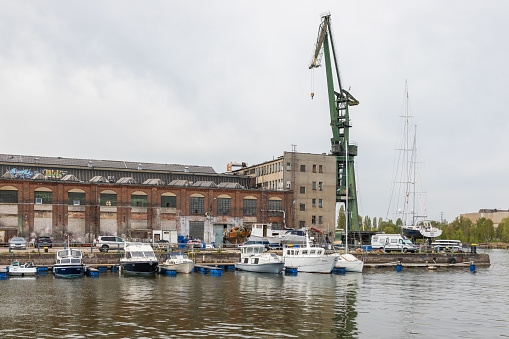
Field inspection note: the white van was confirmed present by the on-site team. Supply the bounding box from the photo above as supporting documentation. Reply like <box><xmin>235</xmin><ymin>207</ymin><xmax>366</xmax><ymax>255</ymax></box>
<box><xmin>371</xmin><ymin>234</ymin><xmax>418</xmax><ymax>253</ymax></box>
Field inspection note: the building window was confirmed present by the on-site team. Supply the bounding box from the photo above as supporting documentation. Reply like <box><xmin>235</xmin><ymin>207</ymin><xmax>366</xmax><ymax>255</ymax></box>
<box><xmin>300</xmin><ymin>165</ymin><xmax>306</xmax><ymax>172</ymax></box>
<box><xmin>190</xmin><ymin>196</ymin><xmax>204</xmax><ymax>214</ymax></box>
<box><xmin>68</xmin><ymin>192</ymin><xmax>85</xmax><ymax>206</ymax></box>
<box><xmin>272</xmin><ymin>222</ymin><xmax>282</xmax><ymax>230</ymax></box>
<box><xmin>286</xmin><ymin>162</ymin><xmax>291</xmax><ymax>171</ymax></box>
<box><xmin>300</xmin><ymin>203</ymin><xmax>306</xmax><ymax>211</ymax></box>
<box><xmin>313</xmin><ymin>164</ymin><xmax>317</xmax><ymax>173</ymax></box>
<box><xmin>319</xmin><ymin>199</ymin><xmax>323</xmax><ymax>208</ymax></box>
<box><xmin>243</xmin><ymin>198</ymin><xmax>257</xmax><ymax>216</ymax></box>
<box><xmin>286</xmin><ymin>181</ymin><xmax>291</xmax><ymax>189</ymax></box>
<box><xmin>312</xmin><ymin>182</ymin><xmax>317</xmax><ymax>190</ymax></box>
<box><xmin>300</xmin><ymin>186</ymin><xmax>306</xmax><ymax>194</ymax></box>
<box><xmin>34</xmin><ymin>191</ymin><xmax>52</xmax><ymax>204</ymax></box>
<box><xmin>312</xmin><ymin>199</ymin><xmax>316</xmax><ymax>207</ymax></box>
<box><xmin>161</xmin><ymin>195</ymin><xmax>176</xmax><ymax>208</ymax></box>
<box><xmin>100</xmin><ymin>193</ymin><xmax>117</xmax><ymax>206</ymax></box>
<box><xmin>0</xmin><ymin>190</ymin><xmax>17</xmax><ymax>204</ymax></box>
<box><xmin>268</xmin><ymin>199</ymin><xmax>282</xmax><ymax>216</ymax></box>
<box><xmin>217</xmin><ymin>198</ymin><xmax>231</xmax><ymax>215</ymax></box>
<box><xmin>311</xmin><ymin>216</ymin><xmax>316</xmax><ymax>224</ymax></box>
<box><xmin>319</xmin><ymin>165</ymin><xmax>323</xmax><ymax>173</ymax></box>
<box><xmin>131</xmin><ymin>194</ymin><xmax>147</xmax><ymax>207</ymax></box>
<box><xmin>318</xmin><ymin>216</ymin><xmax>323</xmax><ymax>224</ymax></box>
<box><xmin>299</xmin><ymin>221</ymin><xmax>305</xmax><ymax>228</ymax></box>
<box><xmin>318</xmin><ymin>182</ymin><xmax>323</xmax><ymax>191</ymax></box>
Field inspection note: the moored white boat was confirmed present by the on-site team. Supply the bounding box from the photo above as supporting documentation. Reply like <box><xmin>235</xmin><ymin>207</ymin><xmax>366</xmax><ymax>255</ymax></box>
<box><xmin>53</xmin><ymin>249</ymin><xmax>86</xmax><ymax>278</ymax></box>
<box><xmin>235</xmin><ymin>244</ymin><xmax>284</xmax><ymax>274</ymax></box>
<box><xmin>120</xmin><ymin>242</ymin><xmax>158</xmax><ymax>274</ymax></box>
<box><xmin>334</xmin><ymin>253</ymin><xmax>364</xmax><ymax>273</ymax></box>
<box><xmin>161</xmin><ymin>252</ymin><xmax>194</xmax><ymax>273</ymax></box>
<box><xmin>283</xmin><ymin>232</ymin><xmax>336</xmax><ymax>274</ymax></box>
<box><xmin>8</xmin><ymin>261</ymin><xmax>37</xmax><ymax>276</ymax></box>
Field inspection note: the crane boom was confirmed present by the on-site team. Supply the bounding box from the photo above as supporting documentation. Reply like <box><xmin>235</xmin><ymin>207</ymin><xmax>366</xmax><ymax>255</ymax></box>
<box><xmin>310</xmin><ymin>14</ymin><xmax>360</xmax><ymax>232</ymax></box>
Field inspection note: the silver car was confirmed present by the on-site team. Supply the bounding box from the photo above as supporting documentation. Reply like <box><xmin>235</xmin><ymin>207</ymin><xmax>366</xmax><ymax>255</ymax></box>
<box><xmin>10</xmin><ymin>237</ymin><xmax>27</xmax><ymax>250</ymax></box>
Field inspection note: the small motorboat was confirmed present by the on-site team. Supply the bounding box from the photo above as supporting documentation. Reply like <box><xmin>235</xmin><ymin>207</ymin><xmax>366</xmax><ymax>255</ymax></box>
<box><xmin>120</xmin><ymin>242</ymin><xmax>158</xmax><ymax>274</ymax></box>
<box><xmin>8</xmin><ymin>261</ymin><xmax>37</xmax><ymax>276</ymax></box>
<box><xmin>161</xmin><ymin>252</ymin><xmax>195</xmax><ymax>274</ymax></box>
<box><xmin>53</xmin><ymin>249</ymin><xmax>86</xmax><ymax>278</ymax></box>
<box><xmin>334</xmin><ymin>253</ymin><xmax>364</xmax><ymax>273</ymax></box>
<box><xmin>235</xmin><ymin>244</ymin><xmax>284</xmax><ymax>274</ymax></box>
<box><xmin>283</xmin><ymin>231</ymin><xmax>336</xmax><ymax>274</ymax></box>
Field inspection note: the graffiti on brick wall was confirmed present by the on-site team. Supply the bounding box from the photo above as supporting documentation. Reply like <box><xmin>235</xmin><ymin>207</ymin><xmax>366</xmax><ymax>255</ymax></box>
<box><xmin>7</xmin><ymin>168</ymin><xmax>68</xmax><ymax>179</ymax></box>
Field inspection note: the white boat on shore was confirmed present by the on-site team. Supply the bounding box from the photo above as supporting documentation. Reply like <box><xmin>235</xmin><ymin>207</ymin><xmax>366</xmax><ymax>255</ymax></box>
<box><xmin>161</xmin><ymin>252</ymin><xmax>195</xmax><ymax>274</ymax></box>
<box><xmin>235</xmin><ymin>244</ymin><xmax>284</xmax><ymax>274</ymax></box>
<box><xmin>8</xmin><ymin>261</ymin><xmax>37</xmax><ymax>276</ymax></box>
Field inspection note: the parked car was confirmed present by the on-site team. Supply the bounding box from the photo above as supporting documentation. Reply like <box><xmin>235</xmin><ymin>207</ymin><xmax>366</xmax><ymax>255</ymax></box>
<box><xmin>35</xmin><ymin>236</ymin><xmax>53</xmax><ymax>248</ymax></box>
<box><xmin>94</xmin><ymin>236</ymin><xmax>125</xmax><ymax>252</ymax></box>
<box><xmin>10</xmin><ymin>237</ymin><xmax>27</xmax><ymax>250</ymax></box>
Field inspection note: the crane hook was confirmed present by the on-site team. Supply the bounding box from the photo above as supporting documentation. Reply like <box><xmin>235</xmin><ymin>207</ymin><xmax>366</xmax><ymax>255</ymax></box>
<box><xmin>311</xmin><ymin>92</ymin><xmax>314</xmax><ymax>99</ymax></box>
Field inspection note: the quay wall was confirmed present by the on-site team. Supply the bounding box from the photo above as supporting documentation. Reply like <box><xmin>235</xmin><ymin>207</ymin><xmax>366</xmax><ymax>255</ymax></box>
<box><xmin>0</xmin><ymin>251</ymin><xmax>490</xmax><ymax>266</ymax></box>
<box><xmin>360</xmin><ymin>252</ymin><xmax>490</xmax><ymax>266</ymax></box>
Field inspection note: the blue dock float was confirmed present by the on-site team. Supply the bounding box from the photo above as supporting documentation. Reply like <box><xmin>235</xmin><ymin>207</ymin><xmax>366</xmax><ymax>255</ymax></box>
<box><xmin>37</xmin><ymin>267</ymin><xmax>49</xmax><ymax>273</ymax></box>
<box><xmin>470</xmin><ymin>262</ymin><xmax>476</xmax><ymax>272</ymax></box>
<box><xmin>332</xmin><ymin>267</ymin><xmax>346</xmax><ymax>274</ymax></box>
<box><xmin>111</xmin><ymin>266</ymin><xmax>119</xmax><ymax>272</ymax></box>
<box><xmin>285</xmin><ymin>267</ymin><xmax>298</xmax><ymax>275</ymax></box>
<box><xmin>87</xmin><ymin>267</ymin><xmax>100</xmax><ymax>277</ymax></box>
<box><xmin>194</xmin><ymin>265</ymin><xmax>223</xmax><ymax>276</ymax></box>
<box><xmin>97</xmin><ymin>266</ymin><xmax>109</xmax><ymax>272</ymax></box>
<box><xmin>0</xmin><ymin>269</ymin><xmax>8</xmax><ymax>279</ymax></box>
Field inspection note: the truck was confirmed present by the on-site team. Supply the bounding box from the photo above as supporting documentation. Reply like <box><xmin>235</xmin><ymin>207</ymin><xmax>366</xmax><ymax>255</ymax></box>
<box><xmin>371</xmin><ymin>234</ymin><xmax>418</xmax><ymax>253</ymax></box>
<box><xmin>152</xmin><ymin>230</ymin><xmax>178</xmax><ymax>244</ymax></box>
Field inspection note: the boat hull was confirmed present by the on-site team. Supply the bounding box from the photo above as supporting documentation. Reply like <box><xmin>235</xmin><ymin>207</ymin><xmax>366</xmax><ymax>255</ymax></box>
<box><xmin>235</xmin><ymin>262</ymin><xmax>284</xmax><ymax>274</ymax></box>
<box><xmin>53</xmin><ymin>265</ymin><xmax>86</xmax><ymax>278</ymax></box>
<box><xmin>9</xmin><ymin>267</ymin><xmax>37</xmax><ymax>276</ymax></box>
<box><xmin>162</xmin><ymin>261</ymin><xmax>194</xmax><ymax>274</ymax></box>
<box><xmin>120</xmin><ymin>261</ymin><xmax>158</xmax><ymax>274</ymax></box>
<box><xmin>334</xmin><ymin>254</ymin><xmax>364</xmax><ymax>273</ymax></box>
<box><xmin>284</xmin><ymin>256</ymin><xmax>336</xmax><ymax>274</ymax></box>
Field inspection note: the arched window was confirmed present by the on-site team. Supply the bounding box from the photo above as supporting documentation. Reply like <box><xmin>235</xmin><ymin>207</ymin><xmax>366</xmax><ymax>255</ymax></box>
<box><xmin>243</xmin><ymin>196</ymin><xmax>257</xmax><ymax>216</ymax></box>
<box><xmin>268</xmin><ymin>197</ymin><xmax>282</xmax><ymax>216</ymax></box>
<box><xmin>217</xmin><ymin>194</ymin><xmax>231</xmax><ymax>215</ymax></box>
<box><xmin>100</xmin><ymin>190</ymin><xmax>117</xmax><ymax>206</ymax></box>
<box><xmin>68</xmin><ymin>189</ymin><xmax>85</xmax><ymax>206</ymax></box>
<box><xmin>34</xmin><ymin>187</ymin><xmax>52</xmax><ymax>205</ymax></box>
<box><xmin>131</xmin><ymin>191</ymin><xmax>147</xmax><ymax>207</ymax></box>
<box><xmin>161</xmin><ymin>192</ymin><xmax>177</xmax><ymax>208</ymax></box>
<box><xmin>190</xmin><ymin>193</ymin><xmax>204</xmax><ymax>215</ymax></box>
<box><xmin>0</xmin><ymin>186</ymin><xmax>18</xmax><ymax>204</ymax></box>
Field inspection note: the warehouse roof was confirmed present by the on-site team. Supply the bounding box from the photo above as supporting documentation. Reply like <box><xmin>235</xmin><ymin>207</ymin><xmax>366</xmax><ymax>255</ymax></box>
<box><xmin>0</xmin><ymin>154</ymin><xmax>216</xmax><ymax>174</ymax></box>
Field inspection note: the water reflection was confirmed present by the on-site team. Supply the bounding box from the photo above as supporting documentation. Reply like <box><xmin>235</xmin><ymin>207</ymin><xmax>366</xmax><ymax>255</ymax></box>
<box><xmin>2</xmin><ymin>251</ymin><xmax>509</xmax><ymax>337</ymax></box>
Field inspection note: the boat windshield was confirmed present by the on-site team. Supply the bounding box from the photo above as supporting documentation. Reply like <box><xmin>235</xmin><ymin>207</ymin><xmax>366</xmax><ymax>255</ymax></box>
<box><xmin>128</xmin><ymin>251</ymin><xmax>155</xmax><ymax>258</ymax></box>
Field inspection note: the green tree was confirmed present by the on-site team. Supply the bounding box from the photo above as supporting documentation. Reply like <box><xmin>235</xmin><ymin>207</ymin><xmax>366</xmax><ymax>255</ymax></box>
<box><xmin>337</xmin><ymin>205</ymin><xmax>346</xmax><ymax>230</ymax></box>
<box><xmin>477</xmin><ymin>218</ymin><xmax>495</xmax><ymax>242</ymax></box>
<box><xmin>364</xmin><ymin>216</ymin><xmax>372</xmax><ymax>230</ymax></box>
<box><xmin>373</xmin><ymin>217</ymin><xmax>377</xmax><ymax>230</ymax></box>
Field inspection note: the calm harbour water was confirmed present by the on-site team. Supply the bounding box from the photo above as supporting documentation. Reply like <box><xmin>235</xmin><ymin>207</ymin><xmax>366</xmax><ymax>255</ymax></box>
<box><xmin>1</xmin><ymin>249</ymin><xmax>508</xmax><ymax>338</ymax></box>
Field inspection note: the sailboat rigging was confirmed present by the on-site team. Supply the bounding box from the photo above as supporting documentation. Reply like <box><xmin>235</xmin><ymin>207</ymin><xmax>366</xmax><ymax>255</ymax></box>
<box><xmin>387</xmin><ymin>82</ymin><xmax>442</xmax><ymax>240</ymax></box>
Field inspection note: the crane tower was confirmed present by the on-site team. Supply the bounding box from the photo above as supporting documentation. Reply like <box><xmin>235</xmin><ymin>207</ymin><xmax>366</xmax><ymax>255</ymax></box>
<box><xmin>309</xmin><ymin>14</ymin><xmax>360</xmax><ymax>231</ymax></box>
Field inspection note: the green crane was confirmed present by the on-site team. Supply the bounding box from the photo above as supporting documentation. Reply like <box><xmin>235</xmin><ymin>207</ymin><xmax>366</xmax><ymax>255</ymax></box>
<box><xmin>309</xmin><ymin>14</ymin><xmax>360</xmax><ymax>231</ymax></box>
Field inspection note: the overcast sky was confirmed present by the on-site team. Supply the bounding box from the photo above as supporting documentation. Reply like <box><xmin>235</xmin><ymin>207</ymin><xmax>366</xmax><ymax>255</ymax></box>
<box><xmin>1</xmin><ymin>1</ymin><xmax>508</xmax><ymax>223</ymax></box>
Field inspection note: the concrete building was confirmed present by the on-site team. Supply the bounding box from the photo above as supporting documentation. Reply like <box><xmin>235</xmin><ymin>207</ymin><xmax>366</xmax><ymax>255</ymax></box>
<box><xmin>0</xmin><ymin>154</ymin><xmax>293</xmax><ymax>244</ymax></box>
<box><xmin>460</xmin><ymin>209</ymin><xmax>509</xmax><ymax>228</ymax></box>
<box><xmin>233</xmin><ymin>151</ymin><xmax>336</xmax><ymax>233</ymax></box>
